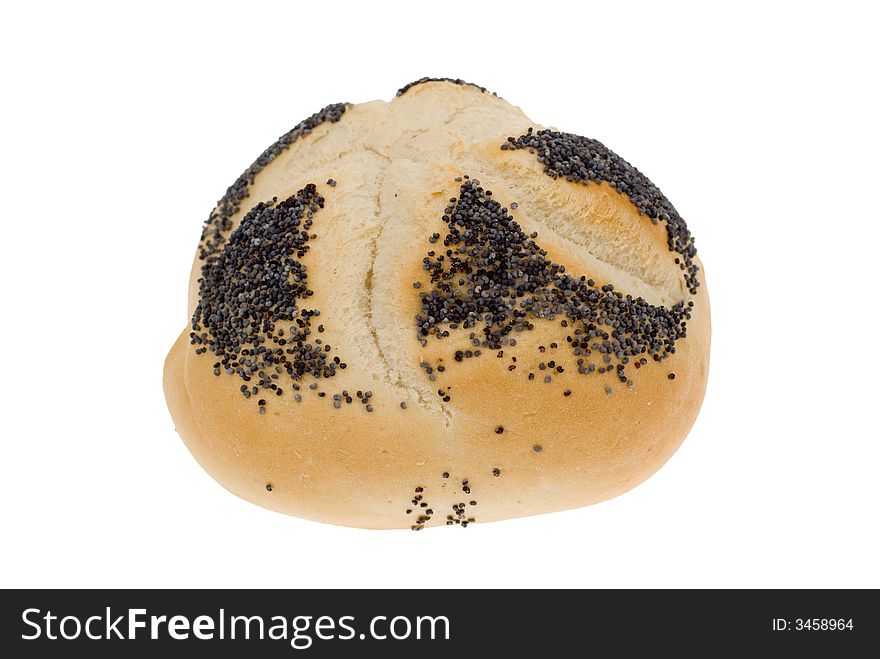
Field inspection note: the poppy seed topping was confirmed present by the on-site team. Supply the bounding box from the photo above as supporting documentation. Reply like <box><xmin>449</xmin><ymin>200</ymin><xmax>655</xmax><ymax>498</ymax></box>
<box><xmin>416</xmin><ymin>179</ymin><xmax>691</xmax><ymax>385</ymax></box>
<box><xmin>396</xmin><ymin>77</ymin><xmax>495</xmax><ymax>98</ymax></box>
<box><xmin>199</xmin><ymin>103</ymin><xmax>348</xmax><ymax>261</ymax></box>
<box><xmin>503</xmin><ymin>129</ymin><xmax>699</xmax><ymax>294</ymax></box>
<box><xmin>191</xmin><ymin>185</ymin><xmax>346</xmax><ymax>403</ymax></box>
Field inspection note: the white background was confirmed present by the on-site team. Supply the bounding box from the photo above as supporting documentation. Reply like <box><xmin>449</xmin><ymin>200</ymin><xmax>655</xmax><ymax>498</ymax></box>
<box><xmin>1</xmin><ymin>1</ymin><xmax>878</xmax><ymax>589</ymax></box>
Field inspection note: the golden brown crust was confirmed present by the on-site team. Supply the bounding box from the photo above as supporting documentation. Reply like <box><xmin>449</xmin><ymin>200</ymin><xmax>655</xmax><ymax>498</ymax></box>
<box><xmin>164</xmin><ymin>81</ymin><xmax>710</xmax><ymax>529</ymax></box>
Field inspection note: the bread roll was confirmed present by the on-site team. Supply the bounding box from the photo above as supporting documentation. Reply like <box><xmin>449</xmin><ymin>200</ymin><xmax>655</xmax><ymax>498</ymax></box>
<box><xmin>164</xmin><ymin>78</ymin><xmax>710</xmax><ymax>530</ymax></box>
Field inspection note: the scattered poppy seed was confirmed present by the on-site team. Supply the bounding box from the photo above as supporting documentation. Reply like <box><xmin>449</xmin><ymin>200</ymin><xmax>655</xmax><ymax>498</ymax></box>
<box><xmin>396</xmin><ymin>77</ymin><xmax>494</xmax><ymax>97</ymax></box>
